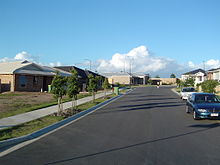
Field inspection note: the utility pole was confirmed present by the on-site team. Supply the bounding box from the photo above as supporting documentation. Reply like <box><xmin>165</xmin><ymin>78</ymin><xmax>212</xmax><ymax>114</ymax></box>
<box><xmin>84</xmin><ymin>59</ymin><xmax>92</xmax><ymax>70</ymax></box>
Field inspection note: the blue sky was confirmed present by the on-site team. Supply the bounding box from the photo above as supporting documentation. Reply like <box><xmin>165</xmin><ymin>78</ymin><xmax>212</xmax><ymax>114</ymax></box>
<box><xmin>0</xmin><ymin>0</ymin><xmax>219</xmax><ymax>77</ymax></box>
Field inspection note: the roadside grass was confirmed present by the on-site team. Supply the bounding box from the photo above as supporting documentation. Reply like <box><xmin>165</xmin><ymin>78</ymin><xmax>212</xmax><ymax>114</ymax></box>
<box><xmin>0</xmin><ymin>93</ymin><xmax>91</xmax><ymax>119</ymax></box>
<box><xmin>0</xmin><ymin>94</ymin><xmax>116</xmax><ymax>141</ymax></box>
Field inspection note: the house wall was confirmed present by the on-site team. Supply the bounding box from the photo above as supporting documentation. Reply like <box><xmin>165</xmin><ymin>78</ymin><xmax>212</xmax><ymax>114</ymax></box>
<box><xmin>110</xmin><ymin>76</ymin><xmax>131</xmax><ymax>85</ymax></box>
<box><xmin>150</xmin><ymin>78</ymin><xmax>177</xmax><ymax>85</ymax></box>
<box><xmin>0</xmin><ymin>74</ymin><xmax>14</xmax><ymax>92</ymax></box>
<box><xmin>213</xmin><ymin>71</ymin><xmax>220</xmax><ymax>81</ymax></box>
<box><xmin>15</xmin><ymin>74</ymin><xmax>44</xmax><ymax>92</ymax></box>
<box><xmin>207</xmin><ymin>72</ymin><xmax>213</xmax><ymax>80</ymax></box>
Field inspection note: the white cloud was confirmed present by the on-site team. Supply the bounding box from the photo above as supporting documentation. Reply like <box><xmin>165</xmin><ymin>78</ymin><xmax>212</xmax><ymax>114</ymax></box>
<box><xmin>96</xmin><ymin>45</ymin><xmax>187</xmax><ymax>77</ymax></box>
<box><xmin>0</xmin><ymin>51</ymin><xmax>62</xmax><ymax>67</ymax></box>
<box><xmin>96</xmin><ymin>46</ymin><xmax>220</xmax><ymax>77</ymax></box>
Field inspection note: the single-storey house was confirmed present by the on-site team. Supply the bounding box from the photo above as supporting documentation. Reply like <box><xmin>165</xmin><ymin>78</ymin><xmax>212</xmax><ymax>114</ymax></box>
<box><xmin>102</xmin><ymin>72</ymin><xmax>149</xmax><ymax>86</ymax></box>
<box><xmin>150</xmin><ymin>78</ymin><xmax>177</xmax><ymax>85</ymax></box>
<box><xmin>207</xmin><ymin>68</ymin><xmax>220</xmax><ymax>82</ymax></box>
<box><xmin>181</xmin><ymin>69</ymin><xmax>206</xmax><ymax>85</ymax></box>
<box><xmin>0</xmin><ymin>60</ymin><xmax>70</xmax><ymax>92</ymax></box>
<box><xmin>54</xmin><ymin>66</ymin><xmax>105</xmax><ymax>91</ymax></box>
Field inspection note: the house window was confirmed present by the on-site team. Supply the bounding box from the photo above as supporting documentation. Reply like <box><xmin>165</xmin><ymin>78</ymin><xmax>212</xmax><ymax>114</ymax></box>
<box><xmin>198</xmin><ymin>76</ymin><xmax>202</xmax><ymax>81</ymax></box>
<box><xmin>19</xmin><ymin>75</ymin><xmax>27</xmax><ymax>87</ymax></box>
<box><xmin>33</xmin><ymin>76</ymin><xmax>38</xmax><ymax>85</ymax></box>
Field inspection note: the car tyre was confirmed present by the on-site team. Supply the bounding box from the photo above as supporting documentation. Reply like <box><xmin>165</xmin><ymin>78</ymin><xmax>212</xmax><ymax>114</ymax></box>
<box><xmin>186</xmin><ymin>106</ymin><xmax>190</xmax><ymax>113</ymax></box>
<box><xmin>193</xmin><ymin>111</ymin><xmax>199</xmax><ymax>120</ymax></box>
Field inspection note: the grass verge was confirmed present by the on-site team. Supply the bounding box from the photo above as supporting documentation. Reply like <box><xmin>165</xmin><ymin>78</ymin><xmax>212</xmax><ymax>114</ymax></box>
<box><xmin>0</xmin><ymin>94</ymin><xmax>116</xmax><ymax>141</ymax></box>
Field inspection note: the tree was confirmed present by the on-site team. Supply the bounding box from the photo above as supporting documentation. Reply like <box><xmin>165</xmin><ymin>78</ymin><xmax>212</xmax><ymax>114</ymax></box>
<box><xmin>67</xmin><ymin>69</ymin><xmax>80</xmax><ymax>110</ymax></box>
<box><xmin>183</xmin><ymin>78</ymin><xmax>195</xmax><ymax>87</ymax></box>
<box><xmin>201</xmin><ymin>80</ymin><xmax>219</xmax><ymax>93</ymax></box>
<box><xmin>87</xmin><ymin>74</ymin><xmax>98</xmax><ymax>103</ymax></box>
<box><xmin>51</xmin><ymin>72</ymin><xmax>67</xmax><ymax>114</ymax></box>
<box><xmin>170</xmin><ymin>73</ymin><xmax>176</xmax><ymax>78</ymax></box>
<box><xmin>102</xmin><ymin>78</ymin><xmax>110</xmax><ymax>98</ymax></box>
<box><xmin>155</xmin><ymin>75</ymin><xmax>160</xmax><ymax>78</ymax></box>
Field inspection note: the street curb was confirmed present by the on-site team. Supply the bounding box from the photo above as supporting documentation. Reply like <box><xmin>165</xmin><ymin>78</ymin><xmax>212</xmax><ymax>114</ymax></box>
<box><xmin>0</xmin><ymin>90</ymin><xmax>132</xmax><ymax>152</ymax></box>
<box><xmin>171</xmin><ymin>88</ymin><xmax>180</xmax><ymax>96</ymax></box>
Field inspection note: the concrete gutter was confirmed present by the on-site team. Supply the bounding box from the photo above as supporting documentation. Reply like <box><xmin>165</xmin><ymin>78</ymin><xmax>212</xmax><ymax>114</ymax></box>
<box><xmin>0</xmin><ymin>89</ymin><xmax>133</xmax><ymax>152</ymax></box>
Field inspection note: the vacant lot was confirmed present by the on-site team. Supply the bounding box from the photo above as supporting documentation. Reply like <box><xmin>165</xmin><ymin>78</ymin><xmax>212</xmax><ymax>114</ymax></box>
<box><xmin>0</xmin><ymin>92</ymin><xmax>56</xmax><ymax>118</ymax></box>
<box><xmin>0</xmin><ymin>92</ymin><xmax>91</xmax><ymax>119</ymax></box>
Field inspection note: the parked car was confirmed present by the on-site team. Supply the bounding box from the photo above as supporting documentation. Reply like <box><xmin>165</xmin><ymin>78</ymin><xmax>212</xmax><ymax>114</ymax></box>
<box><xmin>186</xmin><ymin>93</ymin><xmax>220</xmax><ymax>120</ymax></box>
<box><xmin>180</xmin><ymin>87</ymin><xmax>196</xmax><ymax>100</ymax></box>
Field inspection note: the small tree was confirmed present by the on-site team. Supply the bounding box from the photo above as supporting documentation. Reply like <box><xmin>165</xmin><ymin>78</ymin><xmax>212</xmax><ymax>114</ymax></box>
<box><xmin>170</xmin><ymin>73</ymin><xmax>176</xmax><ymax>78</ymax></box>
<box><xmin>67</xmin><ymin>69</ymin><xmax>80</xmax><ymax>110</ymax></box>
<box><xmin>87</xmin><ymin>74</ymin><xmax>98</xmax><ymax>103</ymax></box>
<box><xmin>183</xmin><ymin>78</ymin><xmax>195</xmax><ymax>87</ymax></box>
<box><xmin>201</xmin><ymin>80</ymin><xmax>219</xmax><ymax>93</ymax></box>
<box><xmin>102</xmin><ymin>78</ymin><xmax>110</xmax><ymax>98</ymax></box>
<box><xmin>51</xmin><ymin>72</ymin><xmax>67</xmax><ymax>114</ymax></box>
<box><xmin>155</xmin><ymin>75</ymin><xmax>160</xmax><ymax>78</ymax></box>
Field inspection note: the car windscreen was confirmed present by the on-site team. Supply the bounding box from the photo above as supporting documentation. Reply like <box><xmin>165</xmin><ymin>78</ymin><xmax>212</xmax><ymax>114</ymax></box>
<box><xmin>182</xmin><ymin>88</ymin><xmax>195</xmax><ymax>92</ymax></box>
<box><xmin>195</xmin><ymin>95</ymin><xmax>220</xmax><ymax>103</ymax></box>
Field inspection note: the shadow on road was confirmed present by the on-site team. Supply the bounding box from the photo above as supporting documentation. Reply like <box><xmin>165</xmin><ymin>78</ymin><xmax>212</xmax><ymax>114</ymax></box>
<box><xmin>43</xmin><ymin>123</ymin><xmax>220</xmax><ymax>165</ymax></box>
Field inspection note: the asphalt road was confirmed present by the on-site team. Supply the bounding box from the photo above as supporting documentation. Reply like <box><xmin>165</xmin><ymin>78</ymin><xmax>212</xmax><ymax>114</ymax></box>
<box><xmin>1</xmin><ymin>87</ymin><xmax>220</xmax><ymax>165</ymax></box>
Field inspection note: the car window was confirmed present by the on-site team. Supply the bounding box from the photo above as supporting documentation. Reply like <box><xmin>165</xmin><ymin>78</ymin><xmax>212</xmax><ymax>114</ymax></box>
<box><xmin>182</xmin><ymin>88</ymin><xmax>195</xmax><ymax>92</ymax></box>
<box><xmin>195</xmin><ymin>95</ymin><xmax>220</xmax><ymax>103</ymax></box>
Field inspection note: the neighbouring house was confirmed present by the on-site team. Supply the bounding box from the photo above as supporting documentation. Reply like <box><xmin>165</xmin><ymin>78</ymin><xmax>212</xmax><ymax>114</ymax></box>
<box><xmin>0</xmin><ymin>60</ymin><xmax>70</xmax><ymax>92</ymax></box>
<box><xmin>207</xmin><ymin>68</ymin><xmax>220</xmax><ymax>82</ymax></box>
<box><xmin>150</xmin><ymin>78</ymin><xmax>177</xmax><ymax>85</ymax></box>
<box><xmin>181</xmin><ymin>69</ymin><xmax>206</xmax><ymax>85</ymax></box>
<box><xmin>102</xmin><ymin>72</ymin><xmax>149</xmax><ymax>86</ymax></box>
<box><xmin>132</xmin><ymin>73</ymin><xmax>150</xmax><ymax>85</ymax></box>
<box><xmin>54</xmin><ymin>66</ymin><xmax>105</xmax><ymax>91</ymax></box>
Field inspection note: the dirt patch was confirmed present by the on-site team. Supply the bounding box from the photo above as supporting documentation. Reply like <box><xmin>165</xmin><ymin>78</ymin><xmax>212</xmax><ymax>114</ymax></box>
<box><xmin>0</xmin><ymin>92</ymin><xmax>57</xmax><ymax>115</ymax></box>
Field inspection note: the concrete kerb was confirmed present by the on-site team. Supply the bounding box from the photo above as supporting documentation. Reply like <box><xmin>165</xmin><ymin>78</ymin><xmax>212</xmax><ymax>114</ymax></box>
<box><xmin>171</xmin><ymin>88</ymin><xmax>180</xmax><ymax>96</ymax></box>
<box><xmin>0</xmin><ymin>89</ymin><xmax>133</xmax><ymax>152</ymax></box>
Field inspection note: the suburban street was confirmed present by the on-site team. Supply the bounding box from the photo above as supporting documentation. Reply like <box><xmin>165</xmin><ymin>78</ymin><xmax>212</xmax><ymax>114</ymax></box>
<box><xmin>1</xmin><ymin>87</ymin><xmax>220</xmax><ymax>165</ymax></box>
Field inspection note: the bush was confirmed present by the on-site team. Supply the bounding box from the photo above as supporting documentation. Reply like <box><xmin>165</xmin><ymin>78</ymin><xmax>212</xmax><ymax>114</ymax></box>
<box><xmin>201</xmin><ymin>80</ymin><xmax>219</xmax><ymax>93</ymax></box>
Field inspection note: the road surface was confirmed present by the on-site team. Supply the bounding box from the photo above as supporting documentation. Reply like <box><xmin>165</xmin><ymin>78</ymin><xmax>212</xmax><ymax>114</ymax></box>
<box><xmin>1</xmin><ymin>87</ymin><xmax>220</xmax><ymax>165</ymax></box>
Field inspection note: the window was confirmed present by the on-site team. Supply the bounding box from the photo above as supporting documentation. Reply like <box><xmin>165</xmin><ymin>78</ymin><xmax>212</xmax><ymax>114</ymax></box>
<box><xmin>33</xmin><ymin>76</ymin><xmax>38</xmax><ymax>85</ymax></box>
<box><xmin>19</xmin><ymin>75</ymin><xmax>27</xmax><ymax>87</ymax></box>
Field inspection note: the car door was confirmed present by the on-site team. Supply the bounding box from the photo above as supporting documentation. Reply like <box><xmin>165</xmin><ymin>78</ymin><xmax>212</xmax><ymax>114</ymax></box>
<box><xmin>186</xmin><ymin>95</ymin><xmax>194</xmax><ymax>113</ymax></box>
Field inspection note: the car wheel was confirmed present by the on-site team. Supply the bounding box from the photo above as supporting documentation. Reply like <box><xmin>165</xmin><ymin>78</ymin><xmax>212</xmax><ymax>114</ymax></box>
<box><xmin>186</xmin><ymin>106</ymin><xmax>190</xmax><ymax>113</ymax></box>
<box><xmin>193</xmin><ymin>111</ymin><xmax>199</xmax><ymax>120</ymax></box>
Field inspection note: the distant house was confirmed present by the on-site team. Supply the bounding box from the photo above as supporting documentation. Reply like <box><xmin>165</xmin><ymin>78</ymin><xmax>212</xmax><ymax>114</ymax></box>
<box><xmin>54</xmin><ymin>66</ymin><xmax>105</xmax><ymax>91</ymax></box>
<box><xmin>207</xmin><ymin>68</ymin><xmax>220</xmax><ymax>82</ymax></box>
<box><xmin>0</xmin><ymin>60</ymin><xmax>70</xmax><ymax>92</ymax></box>
<box><xmin>150</xmin><ymin>78</ymin><xmax>177</xmax><ymax>85</ymax></box>
<box><xmin>102</xmin><ymin>72</ymin><xmax>149</xmax><ymax>86</ymax></box>
<box><xmin>181</xmin><ymin>69</ymin><xmax>206</xmax><ymax>85</ymax></box>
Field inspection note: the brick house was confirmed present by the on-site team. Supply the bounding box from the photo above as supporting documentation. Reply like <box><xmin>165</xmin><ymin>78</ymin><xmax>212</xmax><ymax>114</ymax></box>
<box><xmin>102</xmin><ymin>72</ymin><xmax>149</xmax><ymax>86</ymax></box>
<box><xmin>0</xmin><ymin>60</ymin><xmax>70</xmax><ymax>92</ymax></box>
<box><xmin>54</xmin><ymin>66</ymin><xmax>105</xmax><ymax>91</ymax></box>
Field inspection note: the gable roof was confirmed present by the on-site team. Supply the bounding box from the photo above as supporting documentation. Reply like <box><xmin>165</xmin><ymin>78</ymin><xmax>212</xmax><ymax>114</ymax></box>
<box><xmin>0</xmin><ymin>60</ymin><xmax>42</xmax><ymax>74</ymax></box>
<box><xmin>54</xmin><ymin>66</ymin><xmax>87</xmax><ymax>79</ymax></box>
<box><xmin>0</xmin><ymin>60</ymin><xmax>71</xmax><ymax>76</ymax></box>
<box><xmin>182</xmin><ymin>69</ymin><xmax>206</xmax><ymax>75</ymax></box>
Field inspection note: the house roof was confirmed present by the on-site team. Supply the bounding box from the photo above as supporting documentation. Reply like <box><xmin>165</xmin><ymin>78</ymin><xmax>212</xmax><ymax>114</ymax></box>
<box><xmin>207</xmin><ymin>67</ymin><xmax>220</xmax><ymax>72</ymax></box>
<box><xmin>54</xmin><ymin>66</ymin><xmax>87</xmax><ymax>79</ymax></box>
<box><xmin>182</xmin><ymin>69</ymin><xmax>206</xmax><ymax>75</ymax></box>
<box><xmin>0</xmin><ymin>60</ymin><xmax>33</xmax><ymax>74</ymax></box>
<box><xmin>0</xmin><ymin>60</ymin><xmax>71</xmax><ymax>76</ymax></box>
<box><xmin>102</xmin><ymin>72</ymin><xmax>133</xmax><ymax>78</ymax></box>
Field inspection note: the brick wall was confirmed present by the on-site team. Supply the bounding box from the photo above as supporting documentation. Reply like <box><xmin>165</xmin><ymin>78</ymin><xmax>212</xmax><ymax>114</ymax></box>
<box><xmin>0</xmin><ymin>74</ymin><xmax>14</xmax><ymax>92</ymax></box>
<box><xmin>15</xmin><ymin>75</ymin><xmax>44</xmax><ymax>92</ymax></box>
<box><xmin>111</xmin><ymin>76</ymin><xmax>131</xmax><ymax>85</ymax></box>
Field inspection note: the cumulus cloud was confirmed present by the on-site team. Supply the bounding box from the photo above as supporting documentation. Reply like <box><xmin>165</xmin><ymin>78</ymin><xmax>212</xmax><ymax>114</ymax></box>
<box><xmin>96</xmin><ymin>46</ymin><xmax>220</xmax><ymax>77</ymax></box>
<box><xmin>96</xmin><ymin>46</ymin><xmax>187</xmax><ymax>77</ymax></box>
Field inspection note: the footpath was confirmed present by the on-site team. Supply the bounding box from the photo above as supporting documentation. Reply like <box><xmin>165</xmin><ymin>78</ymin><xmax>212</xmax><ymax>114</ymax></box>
<box><xmin>0</xmin><ymin>91</ymin><xmax>112</xmax><ymax>130</ymax></box>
